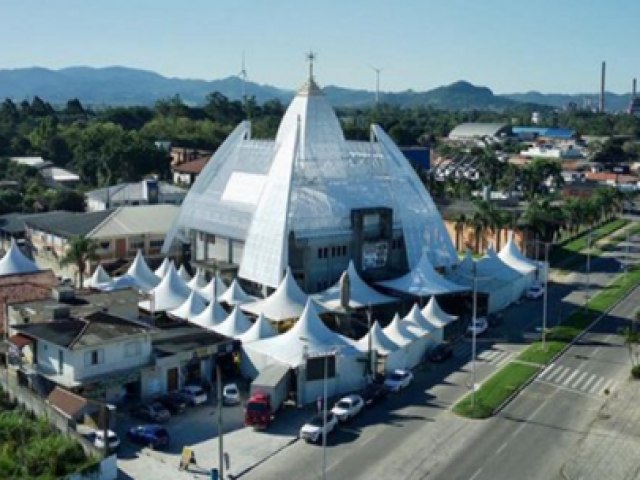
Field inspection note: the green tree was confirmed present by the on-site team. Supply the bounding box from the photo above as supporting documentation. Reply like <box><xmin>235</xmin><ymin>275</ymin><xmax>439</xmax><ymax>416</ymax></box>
<box><xmin>59</xmin><ymin>236</ymin><xmax>99</xmax><ymax>289</ymax></box>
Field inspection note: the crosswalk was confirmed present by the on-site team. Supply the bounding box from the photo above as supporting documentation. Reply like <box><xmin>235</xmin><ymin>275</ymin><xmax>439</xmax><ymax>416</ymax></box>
<box><xmin>536</xmin><ymin>363</ymin><xmax>616</xmax><ymax>396</ymax></box>
<box><xmin>453</xmin><ymin>343</ymin><xmax>513</xmax><ymax>367</ymax></box>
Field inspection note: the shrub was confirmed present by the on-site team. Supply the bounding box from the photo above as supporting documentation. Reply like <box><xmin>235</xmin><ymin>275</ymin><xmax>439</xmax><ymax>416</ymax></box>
<box><xmin>631</xmin><ymin>365</ymin><xmax>640</xmax><ymax>379</ymax></box>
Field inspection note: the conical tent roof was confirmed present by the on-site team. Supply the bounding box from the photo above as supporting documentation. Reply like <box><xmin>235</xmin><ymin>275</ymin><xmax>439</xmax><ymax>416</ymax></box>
<box><xmin>243</xmin><ymin>300</ymin><xmax>356</xmax><ymax>367</ymax></box>
<box><xmin>377</xmin><ymin>251</ymin><xmax>469</xmax><ymax>296</ymax></box>
<box><xmin>213</xmin><ymin>306</ymin><xmax>252</xmax><ymax>337</ymax></box>
<box><xmin>421</xmin><ymin>296</ymin><xmax>458</xmax><ymax>328</ymax></box>
<box><xmin>87</xmin><ymin>265</ymin><xmax>112</xmax><ymax>289</ymax></box>
<box><xmin>403</xmin><ymin>303</ymin><xmax>437</xmax><ymax>335</ymax></box>
<box><xmin>0</xmin><ymin>238</ymin><xmax>39</xmax><ymax>276</ymax></box>
<box><xmin>187</xmin><ymin>267</ymin><xmax>208</xmax><ymax>290</ymax></box>
<box><xmin>126</xmin><ymin>250</ymin><xmax>160</xmax><ymax>292</ymax></box>
<box><xmin>356</xmin><ymin>321</ymin><xmax>399</xmax><ymax>355</ymax></box>
<box><xmin>313</xmin><ymin>261</ymin><xmax>397</xmax><ymax>310</ymax></box>
<box><xmin>478</xmin><ymin>246</ymin><xmax>521</xmax><ymax>281</ymax></box>
<box><xmin>383</xmin><ymin>313</ymin><xmax>418</xmax><ymax>347</ymax></box>
<box><xmin>177</xmin><ymin>264</ymin><xmax>192</xmax><ymax>282</ymax></box>
<box><xmin>154</xmin><ymin>258</ymin><xmax>174</xmax><ymax>279</ymax></box>
<box><xmin>498</xmin><ymin>234</ymin><xmax>537</xmax><ymax>274</ymax></box>
<box><xmin>189</xmin><ymin>299</ymin><xmax>227</xmax><ymax>330</ymax></box>
<box><xmin>139</xmin><ymin>263</ymin><xmax>190</xmax><ymax>312</ymax></box>
<box><xmin>168</xmin><ymin>290</ymin><xmax>207</xmax><ymax>320</ymax></box>
<box><xmin>242</xmin><ymin>267</ymin><xmax>327</xmax><ymax>322</ymax></box>
<box><xmin>198</xmin><ymin>273</ymin><xmax>227</xmax><ymax>302</ymax></box>
<box><xmin>218</xmin><ymin>278</ymin><xmax>255</xmax><ymax>306</ymax></box>
<box><xmin>110</xmin><ymin>274</ymin><xmax>137</xmax><ymax>291</ymax></box>
<box><xmin>236</xmin><ymin>313</ymin><xmax>277</xmax><ymax>343</ymax></box>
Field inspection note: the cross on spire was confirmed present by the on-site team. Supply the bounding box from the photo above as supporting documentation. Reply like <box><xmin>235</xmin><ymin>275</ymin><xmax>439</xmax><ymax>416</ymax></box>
<box><xmin>306</xmin><ymin>51</ymin><xmax>316</xmax><ymax>81</ymax></box>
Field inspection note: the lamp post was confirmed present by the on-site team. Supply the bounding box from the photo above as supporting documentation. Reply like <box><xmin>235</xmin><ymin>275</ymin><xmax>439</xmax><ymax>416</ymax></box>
<box><xmin>471</xmin><ymin>262</ymin><xmax>478</xmax><ymax>407</ymax></box>
<box><xmin>216</xmin><ymin>362</ymin><xmax>224</xmax><ymax>480</ymax></box>
<box><xmin>542</xmin><ymin>242</ymin><xmax>550</xmax><ymax>349</ymax></box>
<box><xmin>366</xmin><ymin>305</ymin><xmax>373</xmax><ymax>378</ymax></box>
<box><xmin>585</xmin><ymin>232</ymin><xmax>592</xmax><ymax>309</ymax></box>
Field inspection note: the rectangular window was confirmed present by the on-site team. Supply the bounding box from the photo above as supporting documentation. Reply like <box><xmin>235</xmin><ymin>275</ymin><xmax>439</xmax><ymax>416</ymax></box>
<box><xmin>84</xmin><ymin>349</ymin><xmax>104</xmax><ymax>366</ymax></box>
<box><xmin>343</xmin><ymin>245</ymin><xmax>348</xmax><ymax>256</ymax></box>
<box><xmin>331</xmin><ymin>246</ymin><xmax>336</xmax><ymax>257</ymax></box>
<box><xmin>317</xmin><ymin>248</ymin><xmax>322</xmax><ymax>259</ymax></box>
<box><xmin>124</xmin><ymin>341</ymin><xmax>142</xmax><ymax>357</ymax></box>
<box><xmin>323</xmin><ymin>247</ymin><xmax>328</xmax><ymax>258</ymax></box>
<box><xmin>149</xmin><ymin>239</ymin><xmax>164</xmax><ymax>248</ymax></box>
<box><xmin>129</xmin><ymin>237</ymin><xmax>145</xmax><ymax>250</ymax></box>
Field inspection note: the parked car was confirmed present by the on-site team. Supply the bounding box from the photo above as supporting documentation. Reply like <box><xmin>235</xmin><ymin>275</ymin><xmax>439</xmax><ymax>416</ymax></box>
<box><xmin>155</xmin><ymin>392</ymin><xmax>187</xmax><ymax>414</ymax></box>
<box><xmin>299</xmin><ymin>412</ymin><xmax>338</xmax><ymax>443</ymax></box>
<box><xmin>179</xmin><ymin>385</ymin><xmax>208</xmax><ymax>406</ymax></box>
<box><xmin>361</xmin><ymin>381</ymin><xmax>388</xmax><ymax>407</ymax></box>
<box><xmin>331</xmin><ymin>394</ymin><xmax>364</xmax><ymax>422</ymax></box>
<box><xmin>222</xmin><ymin>383</ymin><xmax>241</xmax><ymax>406</ymax></box>
<box><xmin>466</xmin><ymin>317</ymin><xmax>488</xmax><ymax>336</ymax></box>
<box><xmin>127</xmin><ymin>424</ymin><xmax>170</xmax><ymax>449</ymax></box>
<box><xmin>384</xmin><ymin>369</ymin><xmax>414</xmax><ymax>392</ymax></box>
<box><xmin>526</xmin><ymin>284</ymin><xmax>544</xmax><ymax>300</ymax></box>
<box><xmin>129</xmin><ymin>402</ymin><xmax>171</xmax><ymax>423</ymax></box>
<box><xmin>427</xmin><ymin>343</ymin><xmax>454</xmax><ymax>363</ymax></box>
<box><xmin>89</xmin><ymin>430</ymin><xmax>120</xmax><ymax>451</ymax></box>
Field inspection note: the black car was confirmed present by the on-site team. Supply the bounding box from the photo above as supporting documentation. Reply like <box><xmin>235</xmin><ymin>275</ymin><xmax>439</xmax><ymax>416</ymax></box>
<box><xmin>129</xmin><ymin>402</ymin><xmax>171</xmax><ymax>423</ymax></box>
<box><xmin>428</xmin><ymin>343</ymin><xmax>454</xmax><ymax>363</ymax></box>
<box><xmin>361</xmin><ymin>382</ymin><xmax>387</xmax><ymax>407</ymax></box>
<box><xmin>155</xmin><ymin>392</ymin><xmax>187</xmax><ymax>414</ymax></box>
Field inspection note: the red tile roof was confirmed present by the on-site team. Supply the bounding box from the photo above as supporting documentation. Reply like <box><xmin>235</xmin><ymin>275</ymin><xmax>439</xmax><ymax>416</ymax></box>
<box><xmin>47</xmin><ymin>387</ymin><xmax>88</xmax><ymax>418</ymax></box>
<box><xmin>585</xmin><ymin>172</ymin><xmax>638</xmax><ymax>184</ymax></box>
<box><xmin>8</xmin><ymin>333</ymin><xmax>33</xmax><ymax>348</ymax></box>
<box><xmin>172</xmin><ymin>156</ymin><xmax>209</xmax><ymax>174</ymax></box>
<box><xmin>0</xmin><ymin>270</ymin><xmax>57</xmax><ymax>335</ymax></box>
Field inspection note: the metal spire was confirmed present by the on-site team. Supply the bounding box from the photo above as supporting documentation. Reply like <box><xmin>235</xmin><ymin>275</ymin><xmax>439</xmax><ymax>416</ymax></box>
<box><xmin>370</xmin><ymin>65</ymin><xmax>382</xmax><ymax>105</ymax></box>
<box><xmin>306</xmin><ymin>51</ymin><xmax>316</xmax><ymax>81</ymax></box>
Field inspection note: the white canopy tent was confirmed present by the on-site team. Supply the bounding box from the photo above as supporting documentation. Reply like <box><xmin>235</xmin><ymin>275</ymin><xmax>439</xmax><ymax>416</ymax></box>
<box><xmin>86</xmin><ymin>264</ymin><xmax>112</xmax><ymax>290</ymax></box>
<box><xmin>403</xmin><ymin>304</ymin><xmax>438</xmax><ymax>352</ymax></box>
<box><xmin>188</xmin><ymin>299</ymin><xmax>227</xmax><ymax>330</ymax></box>
<box><xmin>377</xmin><ymin>251</ymin><xmax>469</xmax><ymax>297</ymax></box>
<box><xmin>0</xmin><ymin>238</ymin><xmax>39</xmax><ymax>276</ymax></box>
<box><xmin>498</xmin><ymin>234</ymin><xmax>545</xmax><ymax>285</ymax></box>
<box><xmin>313</xmin><ymin>261</ymin><xmax>397</xmax><ymax>310</ymax></box>
<box><xmin>177</xmin><ymin>264</ymin><xmax>192</xmax><ymax>282</ymax></box>
<box><xmin>123</xmin><ymin>250</ymin><xmax>159</xmax><ymax>292</ymax></box>
<box><xmin>421</xmin><ymin>296</ymin><xmax>458</xmax><ymax>344</ymax></box>
<box><xmin>236</xmin><ymin>313</ymin><xmax>277</xmax><ymax>343</ymax></box>
<box><xmin>154</xmin><ymin>258</ymin><xmax>174</xmax><ymax>279</ymax></box>
<box><xmin>355</xmin><ymin>321</ymin><xmax>406</xmax><ymax>372</ymax></box>
<box><xmin>242</xmin><ymin>267</ymin><xmax>327</xmax><ymax>322</ymax></box>
<box><xmin>168</xmin><ymin>290</ymin><xmax>207</xmax><ymax>320</ymax></box>
<box><xmin>383</xmin><ymin>313</ymin><xmax>421</xmax><ymax>368</ymax></box>
<box><xmin>187</xmin><ymin>267</ymin><xmax>208</xmax><ymax>291</ymax></box>
<box><xmin>213</xmin><ymin>306</ymin><xmax>253</xmax><ymax>337</ymax></box>
<box><xmin>138</xmin><ymin>263</ymin><xmax>190</xmax><ymax>312</ymax></box>
<box><xmin>242</xmin><ymin>300</ymin><xmax>365</xmax><ymax>404</ymax></box>
<box><xmin>218</xmin><ymin>279</ymin><xmax>256</xmax><ymax>307</ymax></box>
<box><xmin>481</xmin><ymin>247</ymin><xmax>529</xmax><ymax>302</ymax></box>
<box><xmin>198</xmin><ymin>273</ymin><xmax>227</xmax><ymax>302</ymax></box>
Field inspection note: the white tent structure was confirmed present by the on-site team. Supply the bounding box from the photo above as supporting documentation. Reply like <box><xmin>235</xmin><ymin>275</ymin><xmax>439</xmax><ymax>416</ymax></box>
<box><xmin>139</xmin><ymin>263</ymin><xmax>190</xmax><ymax>312</ymax></box>
<box><xmin>498</xmin><ymin>234</ymin><xmax>544</xmax><ymax>285</ymax></box>
<box><xmin>86</xmin><ymin>265</ymin><xmax>112</xmax><ymax>290</ymax></box>
<box><xmin>242</xmin><ymin>267</ymin><xmax>327</xmax><ymax>322</ymax></box>
<box><xmin>198</xmin><ymin>273</ymin><xmax>227</xmax><ymax>302</ymax></box>
<box><xmin>481</xmin><ymin>246</ymin><xmax>529</xmax><ymax>301</ymax></box>
<box><xmin>421</xmin><ymin>296</ymin><xmax>458</xmax><ymax>344</ymax></box>
<box><xmin>242</xmin><ymin>300</ymin><xmax>365</xmax><ymax>404</ymax></box>
<box><xmin>168</xmin><ymin>290</ymin><xmax>207</xmax><ymax>320</ymax></box>
<box><xmin>177</xmin><ymin>264</ymin><xmax>192</xmax><ymax>282</ymax></box>
<box><xmin>218</xmin><ymin>279</ymin><xmax>256</xmax><ymax>307</ymax></box>
<box><xmin>189</xmin><ymin>299</ymin><xmax>227</xmax><ymax>330</ymax></box>
<box><xmin>124</xmin><ymin>250</ymin><xmax>159</xmax><ymax>292</ymax></box>
<box><xmin>237</xmin><ymin>313</ymin><xmax>277</xmax><ymax>343</ymax></box>
<box><xmin>0</xmin><ymin>238</ymin><xmax>39</xmax><ymax>276</ymax></box>
<box><xmin>187</xmin><ymin>267</ymin><xmax>208</xmax><ymax>291</ymax></box>
<box><xmin>377</xmin><ymin>251</ymin><xmax>469</xmax><ymax>297</ymax></box>
<box><xmin>154</xmin><ymin>258</ymin><xmax>174</xmax><ymax>279</ymax></box>
<box><xmin>383</xmin><ymin>313</ymin><xmax>421</xmax><ymax>368</ymax></box>
<box><xmin>355</xmin><ymin>321</ymin><xmax>405</xmax><ymax>372</ymax></box>
<box><xmin>403</xmin><ymin>304</ymin><xmax>438</xmax><ymax>352</ymax></box>
<box><xmin>213</xmin><ymin>306</ymin><xmax>253</xmax><ymax>337</ymax></box>
<box><xmin>313</xmin><ymin>261</ymin><xmax>397</xmax><ymax>310</ymax></box>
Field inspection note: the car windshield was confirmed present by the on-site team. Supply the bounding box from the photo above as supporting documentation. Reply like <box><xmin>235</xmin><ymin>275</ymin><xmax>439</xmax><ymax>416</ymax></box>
<box><xmin>247</xmin><ymin>402</ymin><xmax>268</xmax><ymax>412</ymax></box>
<box><xmin>336</xmin><ymin>400</ymin><xmax>351</xmax><ymax>409</ymax></box>
<box><xmin>225</xmin><ymin>387</ymin><xmax>238</xmax><ymax>394</ymax></box>
<box><xmin>390</xmin><ymin>372</ymin><xmax>405</xmax><ymax>381</ymax></box>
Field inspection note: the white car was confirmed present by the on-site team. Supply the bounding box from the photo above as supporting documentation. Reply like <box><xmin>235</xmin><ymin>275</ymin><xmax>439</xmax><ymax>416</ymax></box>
<box><xmin>92</xmin><ymin>430</ymin><xmax>120</xmax><ymax>451</ymax></box>
<box><xmin>526</xmin><ymin>284</ymin><xmax>544</xmax><ymax>300</ymax></box>
<box><xmin>179</xmin><ymin>385</ymin><xmax>208</xmax><ymax>406</ymax></box>
<box><xmin>331</xmin><ymin>394</ymin><xmax>364</xmax><ymax>422</ymax></box>
<box><xmin>222</xmin><ymin>383</ymin><xmax>240</xmax><ymax>406</ymax></box>
<box><xmin>384</xmin><ymin>369</ymin><xmax>414</xmax><ymax>392</ymax></box>
<box><xmin>466</xmin><ymin>317</ymin><xmax>488</xmax><ymax>336</ymax></box>
<box><xmin>299</xmin><ymin>412</ymin><xmax>338</xmax><ymax>443</ymax></box>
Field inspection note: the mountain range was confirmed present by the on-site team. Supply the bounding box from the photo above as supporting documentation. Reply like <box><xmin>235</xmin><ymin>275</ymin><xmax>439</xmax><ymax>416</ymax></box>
<box><xmin>0</xmin><ymin>66</ymin><xmax>633</xmax><ymax>112</ymax></box>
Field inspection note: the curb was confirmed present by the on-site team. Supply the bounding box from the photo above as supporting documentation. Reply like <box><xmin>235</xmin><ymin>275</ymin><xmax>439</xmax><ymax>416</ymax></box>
<box><xmin>230</xmin><ymin>436</ymin><xmax>299</xmax><ymax>479</ymax></box>
<box><xmin>491</xmin><ymin>276</ymin><xmax>640</xmax><ymax>416</ymax></box>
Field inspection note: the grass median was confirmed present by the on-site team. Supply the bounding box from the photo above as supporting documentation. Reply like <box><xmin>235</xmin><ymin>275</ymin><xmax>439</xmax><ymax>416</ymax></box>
<box><xmin>453</xmin><ymin>265</ymin><xmax>640</xmax><ymax>419</ymax></box>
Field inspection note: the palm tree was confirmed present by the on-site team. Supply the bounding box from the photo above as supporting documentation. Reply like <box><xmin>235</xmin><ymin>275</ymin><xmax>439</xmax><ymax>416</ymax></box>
<box><xmin>467</xmin><ymin>210</ymin><xmax>488</xmax><ymax>254</ymax></box>
<box><xmin>59</xmin><ymin>236</ymin><xmax>100</xmax><ymax>289</ymax></box>
<box><xmin>453</xmin><ymin>213</ymin><xmax>467</xmax><ymax>251</ymax></box>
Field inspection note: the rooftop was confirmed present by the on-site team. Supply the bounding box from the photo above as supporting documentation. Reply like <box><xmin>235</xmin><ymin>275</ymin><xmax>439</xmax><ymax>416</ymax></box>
<box><xmin>25</xmin><ymin>210</ymin><xmax>113</xmax><ymax>238</ymax></box>
<box><xmin>152</xmin><ymin>325</ymin><xmax>234</xmax><ymax>357</ymax></box>
<box><xmin>86</xmin><ymin>181</ymin><xmax>187</xmax><ymax>203</ymax></box>
<box><xmin>88</xmin><ymin>204</ymin><xmax>180</xmax><ymax>238</ymax></box>
<box><xmin>171</xmin><ymin>157</ymin><xmax>210</xmax><ymax>174</ymax></box>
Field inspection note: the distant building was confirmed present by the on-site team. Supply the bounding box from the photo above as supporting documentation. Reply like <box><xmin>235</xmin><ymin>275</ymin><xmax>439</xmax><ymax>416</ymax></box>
<box><xmin>170</xmin><ymin>147</ymin><xmax>213</xmax><ymax>166</ymax></box>
<box><xmin>448</xmin><ymin>123</ymin><xmax>511</xmax><ymax>142</ymax></box>
<box><xmin>512</xmin><ymin>127</ymin><xmax>576</xmax><ymax>141</ymax></box>
<box><xmin>399</xmin><ymin>147</ymin><xmax>430</xmax><ymax>171</ymax></box>
<box><xmin>171</xmin><ymin>157</ymin><xmax>210</xmax><ymax>186</ymax></box>
<box><xmin>520</xmin><ymin>144</ymin><xmax>583</xmax><ymax>159</ymax></box>
<box><xmin>10</xmin><ymin>157</ymin><xmax>80</xmax><ymax>188</ymax></box>
<box><xmin>85</xmin><ymin>179</ymin><xmax>187</xmax><ymax>211</ymax></box>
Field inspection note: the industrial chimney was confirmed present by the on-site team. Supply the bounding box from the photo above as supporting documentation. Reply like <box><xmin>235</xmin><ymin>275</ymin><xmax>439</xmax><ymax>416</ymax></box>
<box><xmin>599</xmin><ymin>61</ymin><xmax>606</xmax><ymax>113</ymax></box>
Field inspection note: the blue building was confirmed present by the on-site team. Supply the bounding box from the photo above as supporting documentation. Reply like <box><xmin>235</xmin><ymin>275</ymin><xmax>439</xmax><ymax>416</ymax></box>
<box><xmin>400</xmin><ymin>147</ymin><xmax>431</xmax><ymax>170</ymax></box>
<box><xmin>512</xmin><ymin>127</ymin><xmax>576</xmax><ymax>141</ymax></box>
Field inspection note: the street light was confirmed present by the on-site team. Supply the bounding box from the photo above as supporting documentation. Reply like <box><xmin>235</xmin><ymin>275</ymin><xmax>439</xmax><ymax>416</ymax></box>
<box><xmin>585</xmin><ymin>232</ymin><xmax>592</xmax><ymax>309</ymax></box>
<box><xmin>471</xmin><ymin>262</ymin><xmax>478</xmax><ymax>407</ymax></box>
<box><xmin>532</xmin><ymin>239</ymin><xmax>551</xmax><ymax>349</ymax></box>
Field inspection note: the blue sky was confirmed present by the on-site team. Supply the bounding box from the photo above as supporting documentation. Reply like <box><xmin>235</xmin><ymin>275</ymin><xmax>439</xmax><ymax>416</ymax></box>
<box><xmin>1</xmin><ymin>0</ymin><xmax>638</xmax><ymax>94</ymax></box>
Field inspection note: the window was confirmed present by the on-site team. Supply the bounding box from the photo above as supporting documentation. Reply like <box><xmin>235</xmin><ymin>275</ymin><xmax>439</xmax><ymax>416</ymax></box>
<box><xmin>84</xmin><ymin>349</ymin><xmax>104</xmax><ymax>366</ymax></box>
<box><xmin>317</xmin><ymin>248</ymin><xmax>322</xmax><ymax>259</ymax></box>
<box><xmin>342</xmin><ymin>245</ymin><xmax>348</xmax><ymax>256</ymax></box>
<box><xmin>125</xmin><ymin>341</ymin><xmax>141</xmax><ymax>357</ymax></box>
<box><xmin>149</xmin><ymin>239</ymin><xmax>164</xmax><ymax>249</ymax></box>
<box><xmin>331</xmin><ymin>246</ymin><xmax>336</xmax><ymax>257</ymax></box>
<box><xmin>99</xmin><ymin>241</ymin><xmax>110</xmax><ymax>250</ymax></box>
<box><xmin>129</xmin><ymin>238</ymin><xmax>145</xmax><ymax>250</ymax></box>
<box><xmin>323</xmin><ymin>247</ymin><xmax>328</xmax><ymax>258</ymax></box>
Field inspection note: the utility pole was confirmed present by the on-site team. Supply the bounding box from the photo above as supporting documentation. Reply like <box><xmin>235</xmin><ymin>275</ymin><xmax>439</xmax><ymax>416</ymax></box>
<box><xmin>321</xmin><ymin>353</ymin><xmax>329</xmax><ymax>480</ymax></box>
<box><xmin>366</xmin><ymin>305</ymin><xmax>373</xmax><ymax>377</ymax></box>
<box><xmin>471</xmin><ymin>262</ymin><xmax>478</xmax><ymax>408</ymax></box>
<box><xmin>101</xmin><ymin>403</ymin><xmax>110</xmax><ymax>459</ymax></box>
<box><xmin>216</xmin><ymin>363</ymin><xmax>224</xmax><ymax>480</ymax></box>
<box><xmin>585</xmin><ymin>232</ymin><xmax>592</xmax><ymax>309</ymax></box>
<box><xmin>542</xmin><ymin>242</ymin><xmax>550</xmax><ymax>349</ymax></box>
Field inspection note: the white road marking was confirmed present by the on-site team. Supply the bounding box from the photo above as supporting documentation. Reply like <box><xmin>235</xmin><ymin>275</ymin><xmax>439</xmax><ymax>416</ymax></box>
<box><xmin>589</xmin><ymin>377</ymin><xmax>605</xmax><ymax>395</ymax></box>
<box><xmin>581</xmin><ymin>373</ymin><xmax>598</xmax><ymax>392</ymax></box>
<box><xmin>469</xmin><ymin>467</ymin><xmax>483</xmax><ymax>480</ymax></box>
<box><xmin>535</xmin><ymin>379</ymin><xmax>601</xmax><ymax>400</ymax></box>
<box><xmin>479</xmin><ymin>350</ymin><xmax>500</xmax><ymax>361</ymax></box>
<box><xmin>496</xmin><ymin>441</ymin><xmax>509</xmax><ymax>454</ymax></box>
<box><xmin>545</xmin><ymin>365</ymin><xmax>564</xmax><ymax>382</ymax></box>
<box><xmin>554</xmin><ymin>367</ymin><xmax>571</xmax><ymax>383</ymax></box>
<box><xmin>562</xmin><ymin>369</ymin><xmax>580</xmax><ymax>387</ymax></box>
<box><xmin>540</xmin><ymin>363</ymin><xmax>555</xmax><ymax>378</ymax></box>
<box><xmin>571</xmin><ymin>371</ymin><xmax>589</xmax><ymax>389</ymax></box>
<box><xmin>495</xmin><ymin>352</ymin><xmax>512</xmax><ymax>367</ymax></box>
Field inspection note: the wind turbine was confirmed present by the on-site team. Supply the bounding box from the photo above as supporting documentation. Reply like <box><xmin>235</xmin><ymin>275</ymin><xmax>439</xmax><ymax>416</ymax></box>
<box><xmin>369</xmin><ymin>65</ymin><xmax>382</xmax><ymax>105</ymax></box>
